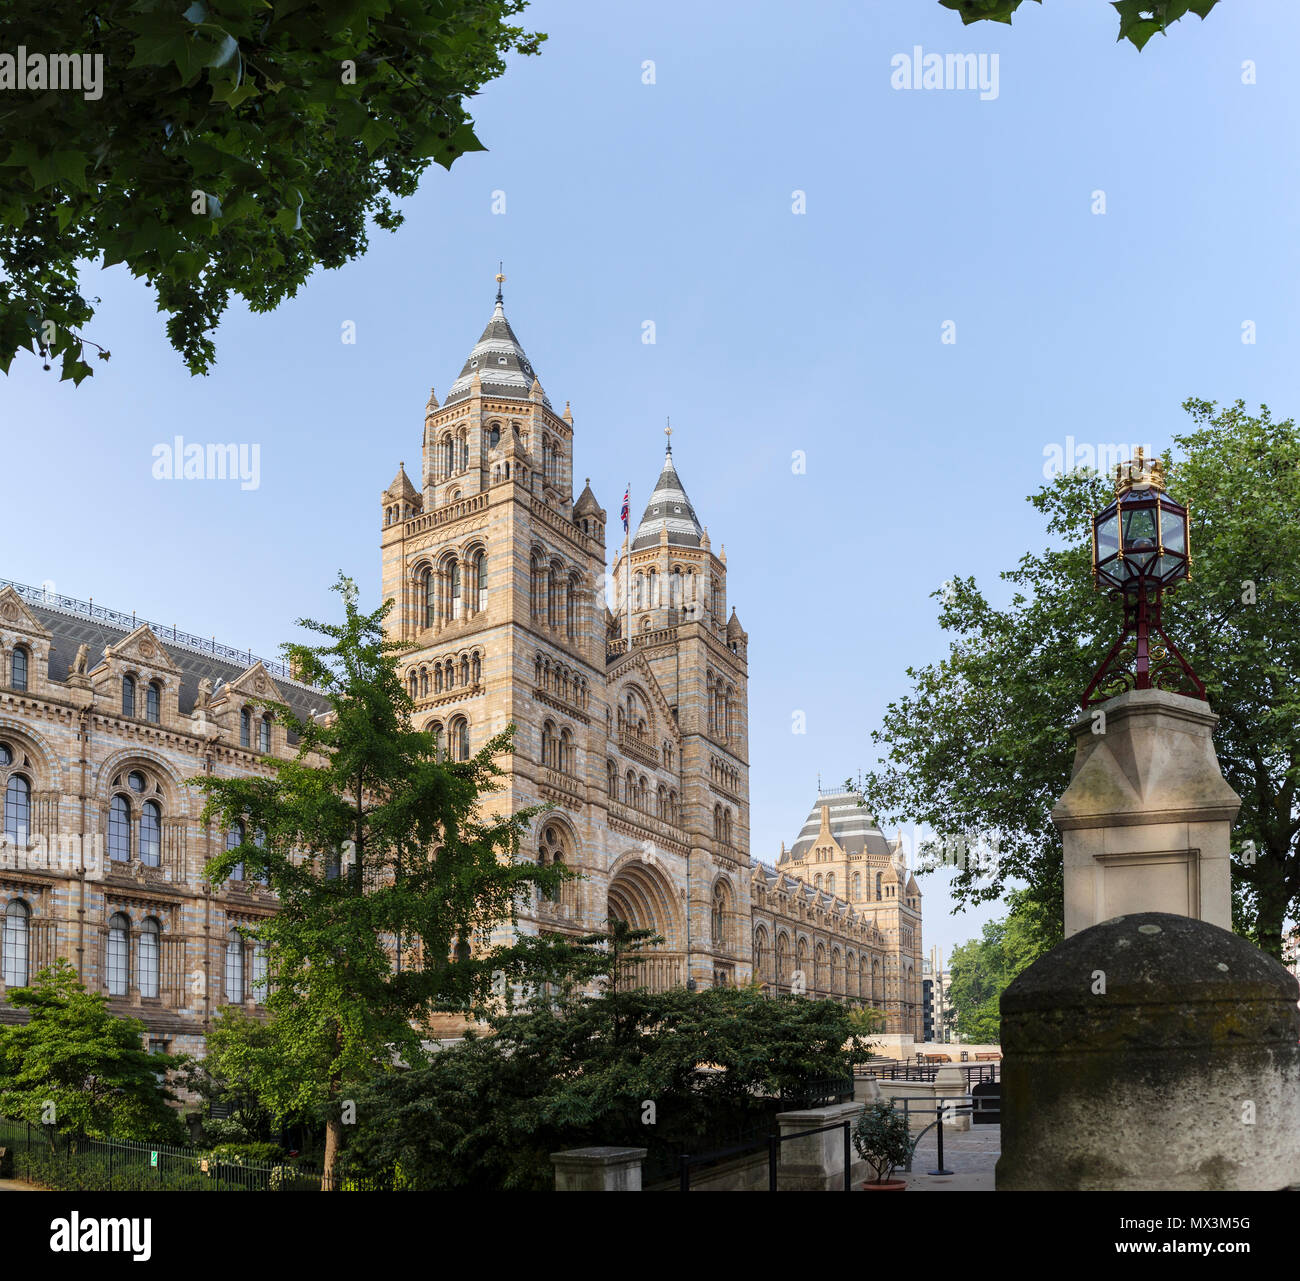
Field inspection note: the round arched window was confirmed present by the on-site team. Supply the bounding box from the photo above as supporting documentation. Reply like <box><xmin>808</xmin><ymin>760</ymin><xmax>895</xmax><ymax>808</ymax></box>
<box><xmin>127</xmin><ymin>771</ymin><xmax>146</xmax><ymax>793</ymax></box>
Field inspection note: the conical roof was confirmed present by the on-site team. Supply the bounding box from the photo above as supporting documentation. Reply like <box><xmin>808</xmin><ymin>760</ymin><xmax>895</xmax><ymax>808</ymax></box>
<box><xmin>444</xmin><ymin>289</ymin><xmax>550</xmax><ymax>407</ymax></box>
<box><xmin>631</xmin><ymin>442</ymin><xmax>704</xmax><ymax>551</ymax></box>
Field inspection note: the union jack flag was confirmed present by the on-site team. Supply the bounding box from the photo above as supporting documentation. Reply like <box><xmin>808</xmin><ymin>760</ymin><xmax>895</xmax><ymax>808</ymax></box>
<box><xmin>620</xmin><ymin>486</ymin><xmax>629</xmax><ymax>532</ymax></box>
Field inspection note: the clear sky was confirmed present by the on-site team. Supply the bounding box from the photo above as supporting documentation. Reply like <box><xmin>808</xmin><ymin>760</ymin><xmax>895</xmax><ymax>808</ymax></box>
<box><xmin>5</xmin><ymin>0</ymin><xmax>1299</xmax><ymax>961</ymax></box>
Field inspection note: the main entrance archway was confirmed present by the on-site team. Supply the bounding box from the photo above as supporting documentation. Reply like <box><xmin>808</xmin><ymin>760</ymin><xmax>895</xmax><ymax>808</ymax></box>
<box><xmin>606</xmin><ymin>854</ymin><xmax>683</xmax><ymax>992</ymax></box>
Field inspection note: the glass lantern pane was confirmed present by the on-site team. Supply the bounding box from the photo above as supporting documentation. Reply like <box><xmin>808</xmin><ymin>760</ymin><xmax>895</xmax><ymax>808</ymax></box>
<box><xmin>1122</xmin><ymin>506</ymin><xmax>1158</xmax><ymax>547</ymax></box>
<box><xmin>1097</xmin><ymin>513</ymin><xmax>1119</xmax><ymax>555</ymax></box>
<box><xmin>1161</xmin><ymin>504</ymin><xmax>1186</xmax><ymax>554</ymax></box>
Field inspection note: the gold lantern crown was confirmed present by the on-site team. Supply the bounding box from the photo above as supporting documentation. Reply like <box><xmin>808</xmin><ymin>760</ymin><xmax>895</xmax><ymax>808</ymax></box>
<box><xmin>1114</xmin><ymin>446</ymin><xmax>1166</xmax><ymax>497</ymax></box>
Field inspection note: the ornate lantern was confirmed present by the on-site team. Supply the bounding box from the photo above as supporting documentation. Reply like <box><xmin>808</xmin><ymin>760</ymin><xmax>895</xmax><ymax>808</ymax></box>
<box><xmin>1082</xmin><ymin>449</ymin><xmax>1205</xmax><ymax>707</ymax></box>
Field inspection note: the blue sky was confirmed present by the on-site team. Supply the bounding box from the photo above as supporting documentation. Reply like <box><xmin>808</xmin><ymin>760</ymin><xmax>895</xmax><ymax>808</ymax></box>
<box><xmin>5</xmin><ymin>0</ymin><xmax>1298</xmax><ymax>960</ymax></box>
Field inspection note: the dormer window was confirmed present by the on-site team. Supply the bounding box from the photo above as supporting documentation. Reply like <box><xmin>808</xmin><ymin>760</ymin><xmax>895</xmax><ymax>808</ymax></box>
<box><xmin>10</xmin><ymin>646</ymin><xmax>28</xmax><ymax>691</ymax></box>
<box><xmin>497</xmin><ymin>356</ymin><xmax>508</xmax><ymax>365</ymax></box>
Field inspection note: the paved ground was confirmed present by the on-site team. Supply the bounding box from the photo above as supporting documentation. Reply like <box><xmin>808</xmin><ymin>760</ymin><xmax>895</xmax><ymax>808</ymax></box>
<box><xmin>0</xmin><ymin>1178</ymin><xmax>39</xmax><ymax>1191</ymax></box>
<box><xmin>894</xmin><ymin>1124</ymin><xmax>1000</xmax><ymax>1191</ymax></box>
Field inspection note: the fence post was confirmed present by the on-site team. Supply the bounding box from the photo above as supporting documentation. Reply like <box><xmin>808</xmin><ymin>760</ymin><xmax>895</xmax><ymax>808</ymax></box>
<box><xmin>843</xmin><ymin>1122</ymin><xmax>851</xmax><ymax>1191</ymax></box>
<box><xmin>767</xmin><ymin>1134</ymin><xmax>778</xmax><ymax>1192</ymax></box>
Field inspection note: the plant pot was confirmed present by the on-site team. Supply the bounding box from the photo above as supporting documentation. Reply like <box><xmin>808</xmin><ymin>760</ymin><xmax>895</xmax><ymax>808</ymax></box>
<box><xmin>862</xmin><ymin>1179</ymin><xmax>907</xmax><ymax>1191</ymax></box>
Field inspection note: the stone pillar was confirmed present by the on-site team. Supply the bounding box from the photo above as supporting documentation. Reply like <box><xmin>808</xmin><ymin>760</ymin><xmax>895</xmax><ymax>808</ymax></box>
<box><xmin>550</xmin><ymin>1146</ymin><xmax>647</xmax><ymax>1192</ymax></box>
<box><xmin>997</xmin><ymin>912</ymin><xmax>1300</xmax><ymax>1190</ymax></box>
<box><xmin>774</xmin><ymin>1100</ymin><xmax>864</xmax><ymax>1190</ymax></box>
<box><xmin>1053</xmin><ymin>690</ymin><xmax>1240</xmax><ymax>936</ymax></box>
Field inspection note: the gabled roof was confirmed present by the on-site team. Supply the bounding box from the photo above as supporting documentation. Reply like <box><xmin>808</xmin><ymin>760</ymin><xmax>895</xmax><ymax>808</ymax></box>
<box><xmin>631</xmin><ymin>442</ymin><xmax>704</xmax><ymax>551</ymax></box>
<box><xmin>444</xmin><ymin>290</ymin><xmax>550</xmax><ymax>408</ymax></box>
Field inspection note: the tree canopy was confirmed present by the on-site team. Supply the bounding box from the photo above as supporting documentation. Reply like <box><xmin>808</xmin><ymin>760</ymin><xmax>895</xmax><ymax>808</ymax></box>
<box><xmin>939</xmin><ymin>1</ymin><xmax>1220</xmax><ymax>50</ymax></box>
<box><xmin>0</xmin><ymin>0</ymin><xmax>543</xmax><ymax>383</ymax></box>
<box><xmin>189</xmin><ymin>573</ymin><xmax>568</xmax><ymax>1180</ymax></box>
<box><xmin>861</xmin><ymin>400</ymin><xmax>1300</xmax><ymax>958</ymax></box>
<box><xmin>0</xmin><ymin>959</ymin><xmax>186</xmax><ymax>1143</ymax></box>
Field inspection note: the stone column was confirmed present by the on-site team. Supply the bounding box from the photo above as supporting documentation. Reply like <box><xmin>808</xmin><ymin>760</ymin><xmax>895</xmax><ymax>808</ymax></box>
<box><xmin>997</xmin><ymin>912</ymin><xmax>1300</xmax><ymax>1190</ymax></box>
<box><xmin>550</xmin><ymin>1146</ymin><xmax>647</xmax><ymax>1192</ymax></box>
<box><xmin>1053</xmin><ymin>689</ymin><xmax>1240</xmax><ymax>936</ymax></box>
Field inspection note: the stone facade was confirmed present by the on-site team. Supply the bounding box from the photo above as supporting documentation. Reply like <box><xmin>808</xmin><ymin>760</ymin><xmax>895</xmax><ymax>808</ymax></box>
<box><xmin>0</xmin><ymin>286</ymin><xmax>922</xmax><ymax>1052</ymax></box>
<box><xmin>0</xmin><ymin>582</ymin><xmax>320</xmax><ymax>1059</ymax></box>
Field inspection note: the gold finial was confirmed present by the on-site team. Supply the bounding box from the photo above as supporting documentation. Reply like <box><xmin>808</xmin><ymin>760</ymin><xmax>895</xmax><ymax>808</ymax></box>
<box><xmin>1115</xmin><ymin>445</ymin><xmax>1166</xmax><ymax>496</ymax></box>
<box><xmin>495</xmin><ymin>263</ymin><xmax>505</xmax><ymax>304</ymax></box>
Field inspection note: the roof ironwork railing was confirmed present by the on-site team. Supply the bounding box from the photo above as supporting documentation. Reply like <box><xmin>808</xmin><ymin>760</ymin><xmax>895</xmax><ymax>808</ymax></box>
<box><xmin>0</xmin><ymin>577</ymin><xmax>306</xmax><ymax>687</ymax></box>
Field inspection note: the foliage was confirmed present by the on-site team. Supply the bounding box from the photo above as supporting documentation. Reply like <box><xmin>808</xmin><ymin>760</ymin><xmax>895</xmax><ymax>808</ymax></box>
<box><xmin>208</xmin><ymin>1140</ymin><xmax>285</xmax><ymax>1164</ymax></box>
<box><xmin>861</xmin><ymin>401</ymin><xmax>1300</xmax><ymax>959</ymax></box>
<box><xmin>188</xmin><ymin>573</ymin><xmax>570</xmax><ymax>1178</ymax></box>
<box><xmin>945</xmin><ymin>890</ymin><xmax>1056</xmax><ymax>1042</ymax></box>
<box><xmin>846</xmin><ymin>1005</ymin><xmax>887</xmax><ymax>1046</ymax></box>
<box><xmin>345</xmin><ymin>983</ymin><xmax>860</xmax><ymax>1190</ymax></box>
<box><xmin>0</xmin><ymin>960</ymin><xmax>186</xmax><ymax>1143</ymax></box>
<box><xmin>852</xmin><ymin>1102</ymin><xmax>913</xmax><ymax>1184</ymax></box>
<box><xmin>938</xmin><ymin>0</ymin><xmax>1219</xmax><ymax>49</ymax></box>
<box><xmin>0</xmin><ymin>0</ymin><xmax>544</xmax><ymax>382</ymax></box>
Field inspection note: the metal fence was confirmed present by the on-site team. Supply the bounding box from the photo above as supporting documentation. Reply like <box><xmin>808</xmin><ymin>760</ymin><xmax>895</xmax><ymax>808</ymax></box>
<box><xmin>856</xmin><ymin>1059</ymin><xmax>1000</xmax><ymax>1086</ymax></box>
<box><xmin>676</xmin><ymin>1117</ymin><xmax>854</xmax><ymax>1192</ymax></box>
<box><xmin>0</xmin><ymin>1119</ymin><xmax>375</xmax><ymax>1191</ymax></box>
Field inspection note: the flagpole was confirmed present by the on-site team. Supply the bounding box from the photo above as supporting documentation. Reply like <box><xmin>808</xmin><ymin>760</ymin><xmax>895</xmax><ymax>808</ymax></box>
<box><xmin>624</xmin><ymin>480</ymin><xmax>631</xmax><ymax>646</ymax></box>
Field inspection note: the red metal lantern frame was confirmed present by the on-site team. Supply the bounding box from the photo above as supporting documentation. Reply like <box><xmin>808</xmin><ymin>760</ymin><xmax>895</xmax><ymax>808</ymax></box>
<box><xmin>1081</xmin><ymin>452</ymin><xmax>1206</xmax><ymax>709</ymax></box>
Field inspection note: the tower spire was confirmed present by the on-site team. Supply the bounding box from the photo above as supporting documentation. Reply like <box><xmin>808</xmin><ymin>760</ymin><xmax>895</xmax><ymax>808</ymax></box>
<box><xmin>665</xmin><ymin>417</ymin><xmax>672</xmax><ymax>456</ymax></box>
<box><xmin>495</xmin><ymin>262</ymin><xmax>505</xmax><ymax>305</ymax></box>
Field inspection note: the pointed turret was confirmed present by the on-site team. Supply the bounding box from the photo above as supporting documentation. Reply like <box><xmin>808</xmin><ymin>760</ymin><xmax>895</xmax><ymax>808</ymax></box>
<box><xmin>383</xmin><ymin>461</ymin><xmax>419</xmax><ymax>505</ymax></box>
<box><xmin>444</xmin><ymin>279</ymin><xmax>549</xmax><ymax>407</ymax></box>
<box><xmin>632</xmin><ymin>436</ymin><xmax>704</xmax><ymax>551</ymax></box>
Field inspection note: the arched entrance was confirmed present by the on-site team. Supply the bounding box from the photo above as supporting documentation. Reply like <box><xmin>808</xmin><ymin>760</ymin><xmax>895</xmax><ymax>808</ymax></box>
<box><xmin>606</xmin><ymin>854</ymin><xmax>683</xmax><ymax>992</ymax></box>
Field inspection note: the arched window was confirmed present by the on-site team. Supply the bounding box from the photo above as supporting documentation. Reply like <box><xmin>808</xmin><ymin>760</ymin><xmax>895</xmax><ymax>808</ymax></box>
<box><xmin>138</xmin><ymin>917</ymin><xmax>160</xmax><ymax>998</ymax></box>
<box><xmin>251</xmin><ymin>939</ymin><xmax>268</xmax><ymax>998</ymax></box>
<box><xmin>815</xmin><ymin>874</ymin><xmax>823</xmax><ymax>889</ymax></box>
<box><xmin>826</xmin><ymin>872</ymin><xmax>836</xmax><ymax>896</ymax></box>
<box><xmin>240</xmin><ymin>707</ymin><xmax>251</xmax><ymax>747</ymax></box>
<box><xmin>422</xmin><ymin>567</ymin><xmax>435</xmax><ymax>628</ymax></box>
<box><xmin>3</xmin><ymin>900</ymin><xmax>30</xmax><ymax>987</ymax></box>
<box><xmin>625</xmin><ymin>770</ymin><xmax>635</xmax><ymax>806</ymax></box>
<box><xmin>107</xmin><ymin>912</ymin><xmax>130</xmax><ymax>996</ymax></box>
<box><xmin>633</xmin><ymin>572</ymin><xmax>644</xmax><ymax>610</ymax></box>
<box><xmin>139</xmin><ymin>800</ymin><xmax>161</xmax><ymax>868</ymax></box>
<box><xmin>108</xmin><ymin>793</ymin><xmax>130</xmax><ymax>861</ymax></box>
<box><xmin>145</xmin><ymin>681</ymin><xmax>161</xmax><ymax>724</ymax></box>
<box><xmin>226</xmin><ymin>821</ymin><xmax>245</xmax><ymax>881</ymax></box>
<box><xmin>489</xmin><ymin>424</ymin><xmax>501</xmax><ymax>450</ymax></box>
<box><xmin>451</xmin><ymin>717</ymin><xmax>469</xmax><ymax>763</ymax></box>
<box><xmin>2</xmin><ymin>771</ymin><xmax>28</xmax><ymax>846</ymax></box>
<box><xmin>460</xmin><ymin>655</ymin><xmax>470</xmax><ymax>686</ymax></box>
<box><xmin>427</xmin><ymin>667</ymin><xmax>436</xmax><ymax>696</ymax></box>
<box><xmin>252</xmin><ymin>828</ymin><xmax>269</xmax><ymax>885</ymax></box>
<box><xmin>122</xmin><ymin>675</ymin><xmax>136</xmax><ymax>718</ymax></box>
<box><xmin>852</xmin><ymin>871</ymin><xmax>861</xmax><ymax>900</ymax></box>
<box><xmin>712</xmin><ymin>883</ymin><xmax>727</xmax><ymax>947</ymax></box>
<box><xmin>560</xmin><ymin>728</ymin><xmax>574</xmax><ymax>774</ymax></box>
<box><xmin>566</xmin><ymin>575</ymin><xmax>579</xmax><ymax>638</ymax></box>
<box><xmin>538</xmin><ymin>823</ymin><xmax>568</xmax><ymax>908</ymax></box>
<box><xmin>472</xmin><ymin>549</ymin><xmax>487</xmax><ymax>613</ymax></box>
<box><xmin>449</xmin><ymin>558</ymin><xmax>461</xmax><ymax>621</ymax></box>
<box><xmin>541</xmin><ymin>721</ymin><xmax>555</xmax><ymax>770</ymax></box>
<box><xmin>442</xmin><ymin>435</ymin><xmax>454</xmax><ymax>480</ymax></box>
<box><xmin>408</xmin><ymin>671</ymin><xmax>418</xmax><ymax>700</ymax></box>
<box><xmin>471</xmin><ymin>652</ymin><xmax>481</xmax><ymax>685</ymax></box>
<box><xmin>875</xmin><ymin>872</ymin><xmax>882</xmax><ymax>901</ymax></box>
<box><xmin>530</xmin><ymin>552</ymin><xmax>543</xmax><ymax>618</ymax></box>
<box><xmin>10</xmin><ymin>646</ymin><xmax>28</xmax><ymax>692</ymax></box>
<box><xmin>259</xmin><ymin>715</ymin><xmax>271</xmax><ymax>753</ymax></box>
<box><xmin>225</xmin><ymin>928</ymin><xmax>244</xmax><ymax>1003</ymax></box>
<box><xmin>429</xmin><ymin>721</ymin><xmax>445</xmax><ymax>761</ymax></box>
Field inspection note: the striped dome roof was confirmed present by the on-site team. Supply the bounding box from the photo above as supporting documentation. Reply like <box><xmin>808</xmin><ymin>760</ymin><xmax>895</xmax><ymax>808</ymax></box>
<box><xmin>444</xmin><ymin>292</ymin><xmax>550</xmax><ymax>408</ymax></box>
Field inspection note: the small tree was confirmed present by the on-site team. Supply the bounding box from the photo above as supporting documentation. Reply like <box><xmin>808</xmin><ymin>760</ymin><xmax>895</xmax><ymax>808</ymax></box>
<box><xmin>853</xmin><ymin>1102</ymin><xmax>913</xmax><ymax>1185</ymax></box>
<box><xmin>190</xmin><ymin>574</ymin><xmax>569</xmax><ymax>1186</ymax></box>
<box><xmin>0</xmin><ymin>960</ymin><xmax>185</xmax><ymax>1146</ymax></box>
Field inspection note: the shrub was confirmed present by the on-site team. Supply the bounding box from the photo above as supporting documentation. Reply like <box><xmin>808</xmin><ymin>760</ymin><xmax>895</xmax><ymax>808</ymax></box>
<box><xmin>852</xmin><ymin>1102</ymin><xmax>913</xmax><ymax>1184</ymax></box>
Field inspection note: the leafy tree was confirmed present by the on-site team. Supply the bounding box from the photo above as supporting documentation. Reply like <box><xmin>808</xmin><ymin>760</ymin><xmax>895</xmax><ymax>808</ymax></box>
<box><xmin>939</xmin><ymin>1</ymin><xmax>1220</xmax><ymax>50</ymax></box>
<box><xmin>0</xmin><ymin>960</ymin><xmax>186</xmax><ymax>1144</ymax></box>
<box><xmin>346</xmin><ymin>983</ymin><xmax>860</xmax><ymax>1190</ymax></box>
<box><xmin>189</xmin><ymin>573</ymin><xmax>568</xmax><ymax>1184</ymax></box>
<box><xmin>861</xmin><ymin>401</ymin><xmax>1300</xmax><ymax>959</ymax></box>
<box><xmin>945</xmin><ymin>891</ymin><xmax>1056</xmax><ymax>1041</ymax></box>
<box><xmin>0</xmin><ymin>0</ymin><xmax>544</xmax><ymax>382</ymax></box>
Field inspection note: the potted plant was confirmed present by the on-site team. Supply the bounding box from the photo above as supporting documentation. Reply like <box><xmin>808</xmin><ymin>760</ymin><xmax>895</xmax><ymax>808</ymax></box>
<box><xmin>853</xmin><ymin>1101</ymin><xmax>912</xmax><ymax>1190</ymax></box>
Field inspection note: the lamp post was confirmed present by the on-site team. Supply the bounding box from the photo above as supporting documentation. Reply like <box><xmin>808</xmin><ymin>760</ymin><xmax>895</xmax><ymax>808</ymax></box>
<box><xmin>1081</xmin><ymin>449</ymin><xmax>1205</xmax><ymax>708</ymax></box>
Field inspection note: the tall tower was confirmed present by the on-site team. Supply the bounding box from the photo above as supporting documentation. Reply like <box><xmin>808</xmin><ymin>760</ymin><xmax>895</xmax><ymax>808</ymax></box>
<box><xmin>380</xmin><ymin>278</ymin><xmax>753</xmax><ymax>993</ymax></box>
<box><xmin>610</xmin><ymin>427</ymin><xmax>753</xmax><ymax>989</ymax></box>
